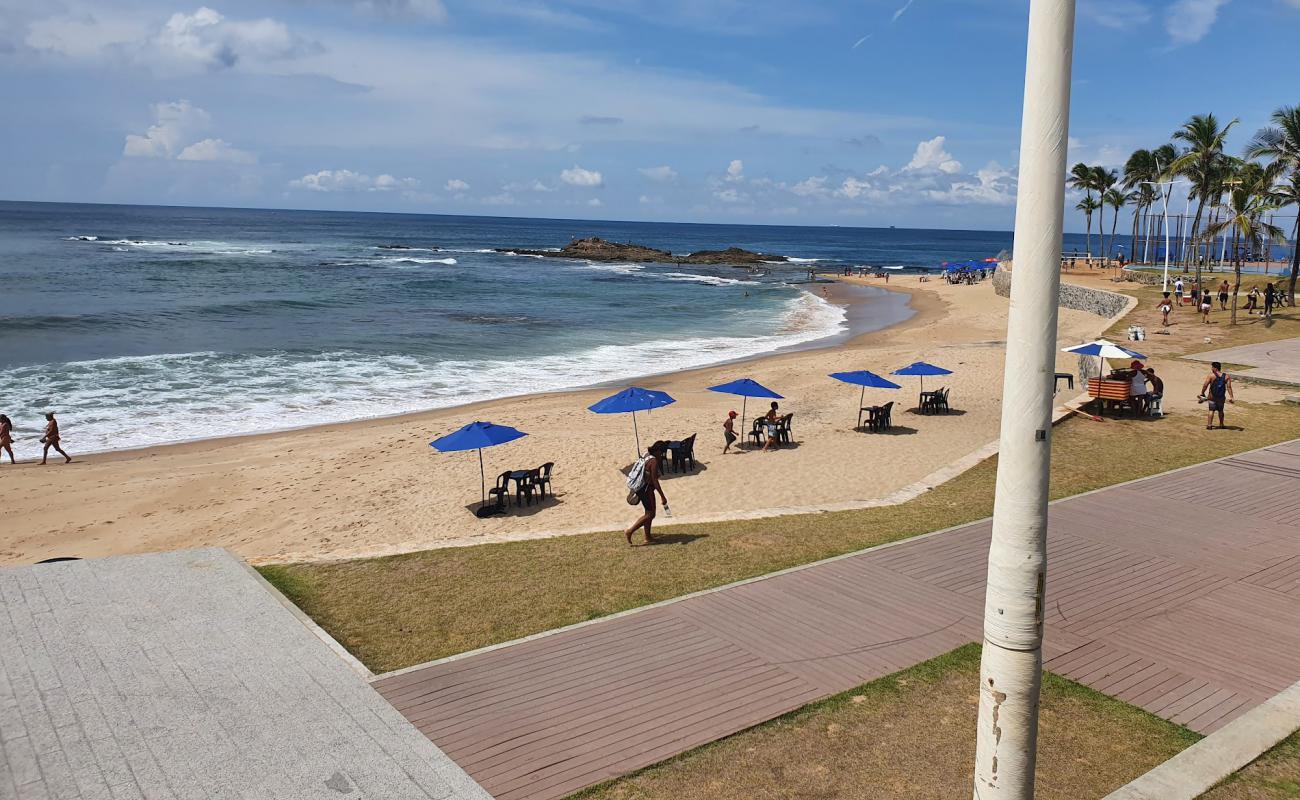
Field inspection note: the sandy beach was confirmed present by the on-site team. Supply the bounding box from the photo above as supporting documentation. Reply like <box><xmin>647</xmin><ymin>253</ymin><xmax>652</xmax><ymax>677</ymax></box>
<box><xmin>4</xmin><ymin>273</ymin><xmax>1273</xmax><ymax>567</ymax></box>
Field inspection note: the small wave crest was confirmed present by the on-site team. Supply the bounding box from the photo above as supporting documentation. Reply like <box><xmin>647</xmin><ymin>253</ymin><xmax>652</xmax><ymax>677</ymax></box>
<box><xmin>1</xmin><ymin>290</ymin><xmax>846</xmax><ymax>455</ymax></box>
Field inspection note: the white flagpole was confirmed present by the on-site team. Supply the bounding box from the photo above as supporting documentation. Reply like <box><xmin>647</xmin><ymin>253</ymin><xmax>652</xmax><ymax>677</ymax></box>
<box><xmin>972</xmin><ymin>0</ymin><xmax>1075</xmax><ymax>797</ymax></box>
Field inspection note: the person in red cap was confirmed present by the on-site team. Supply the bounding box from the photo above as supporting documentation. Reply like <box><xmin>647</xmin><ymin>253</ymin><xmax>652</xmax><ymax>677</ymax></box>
<box><xmin>722</xmin><ymin>410</ymin><xmax>738</xmax><ymax>454</ymax></box>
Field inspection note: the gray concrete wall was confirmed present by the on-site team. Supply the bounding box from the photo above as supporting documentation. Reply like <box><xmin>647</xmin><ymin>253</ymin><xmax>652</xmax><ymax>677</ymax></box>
<box><xmin>994</xmin><ymin>265</ymin><xmax>1132</xmax><ymax>319</ymax></box>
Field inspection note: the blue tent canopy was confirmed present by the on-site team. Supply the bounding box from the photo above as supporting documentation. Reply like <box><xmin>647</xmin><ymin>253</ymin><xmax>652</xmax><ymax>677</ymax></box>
<box><xmin>589</xmin><ymin>387</ymin><xmax>676</xmax><ymax>456</ymax></box>
<box><xmin>431</xmin><ymin>421</ymin><xmax>528</xmax><ymax>452</ymax></box>
<box><xmin>707</xmin><ymin>378</ymin><xmax>783</xmax><ymax>399</ymax></box>
<box><xmin>892</xmin><ymin>361</ymin><xmax>953</xmax><ymax>377</ymax></box>
<box><xmin>829</xmin><ymin>370</ymin><xmax>901</xmax><ymax>389</ymax></box>
<box><xmin>588</xmin><ymin>387</ymin><xmax>675</xmax><ymax>414</ymax></box>
<box><xmin>430</xmin><ymin>421</ymin><xmax>528</xmax><ymax>513</ymax></box>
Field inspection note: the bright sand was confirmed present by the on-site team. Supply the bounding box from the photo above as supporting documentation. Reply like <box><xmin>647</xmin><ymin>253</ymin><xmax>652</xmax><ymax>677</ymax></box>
<box><xmin>4</xmin><ymin>275</ymin><xmax>1279</xmax><ymax>566</ymax></box>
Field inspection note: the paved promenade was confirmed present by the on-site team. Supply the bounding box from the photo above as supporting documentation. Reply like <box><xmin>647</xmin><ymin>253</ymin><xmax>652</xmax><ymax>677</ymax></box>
<box><xmin>1</xmin><ymin>548</ymin><xmax>491</xmax><ymax>800</ymax></box>
<box><xmin>376</xmin><ymin>439</ymin><xmax>1300</xmax><ymax>800</ymax></box>
<box><xmin>1185</xmin><ymin>336</ymin><xmax>1300</xmax><ymax>387</ymax></box>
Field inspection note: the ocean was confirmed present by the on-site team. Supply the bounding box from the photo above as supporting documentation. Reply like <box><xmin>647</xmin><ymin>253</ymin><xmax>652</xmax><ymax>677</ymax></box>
<box><xmin>0</xmin><ymin>201</ymin><xmax>1029</xmax><ymax>454</ymax></box>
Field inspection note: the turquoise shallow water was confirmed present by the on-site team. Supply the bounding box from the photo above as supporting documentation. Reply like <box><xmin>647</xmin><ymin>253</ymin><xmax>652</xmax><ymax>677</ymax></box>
<box><xmin>0</xmin><ymin>202</ymin><xmax>1024</xmax><ymax>454</ymax></box>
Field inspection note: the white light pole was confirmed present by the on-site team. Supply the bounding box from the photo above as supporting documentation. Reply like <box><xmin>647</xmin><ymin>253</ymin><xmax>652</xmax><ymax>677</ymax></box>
<box><xmin>972</xmin><ymin>1</ymin><xmax>1075</xmax><ymax>798</ymax></box>
<box><xmin>1142</xmin><ymin>178</ymin><xmax>1187</xmax><ymax>292</ymax></box>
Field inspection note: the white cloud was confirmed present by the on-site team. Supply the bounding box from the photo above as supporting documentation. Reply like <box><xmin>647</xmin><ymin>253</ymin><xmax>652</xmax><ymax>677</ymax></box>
<box><xmin>445</xmin><ymin>178</ymin><xmax>470</xmax><ymax>191</ymax></box>
<box><xmin>891</xmin><ymin>0</ymin><xmax>916</xmax><ymax>23</ymax></box>
<box><xmin>290</xmin><ymin>169</ymin><xmax>419</xmax><ymax>192</ymax></box>
<box><xmin>925</xmin><ymin>162</ymin><xmax>1017</xmax><ymax>206</ymax></box>
<box><xmin>503</xmin><ymin>179</ymin><xmax>554</xmax><ymax>192</ymax></box>
<box><xmin>905</xmin><ymin>136</ymin><xmax>962</xmax><ymax>173</ymax></box>
<box><xmin>26</xmin><ymin>6</ymin><xmax>318</xmax><ymax>72</ymax></box>
<box><xmin>351</xmin><ymin>0</ymin><xmax>448</xmax><ymax>22</ymax></box>
<box><xmin>1081</xmin><ymin>0</ymin><xmax>1152</xmax><ymax>29</ymax></box>
<box><xmin>176</xmin><ymin>138</ymin><xmax>255</xmax><ymax>163</ymax></box>
<box><xmin>560</xmin><ymin>165</ymin><xmax>603</xmax><ymax>187</ymax></box>
<box><xmin>836</xmin><ymin>177</ymin><xmax>873</xmax><ymax>199</ymax></box>
<box><xmin>726</xmin><ymin>159</ymin><xmax>744</xmax><ymax>180</ymax></box>
<box><xmin>1165</xmin><ymin>0</ymin><xmax>1230</xmax><ymax>46</ymax></box>
<box><xmin>587</xmin><ymin>197</ymin><xmax>603</xmax><ymax>207</ymax></box>
<box><xmin>639</xmin><ymin>165</ymin><xmax>677</xmax><ymax>182</ymax></box>
<box><xmin>790</xmin><ymin>176</ymin><xmax>829</xmax><ymax>197</ymax></box>
<box><xmin>714</xmin><ymin>188</ymin><xmax>742</xmax><ymax>203</ymax></box>
<box><xmin>638</xmin><ymin>194</ymin><xmax>660</xmax><ymax>204</ymax></box>
<box><xmin>123</xmin><ymin>100</ymin><xmax>212</xmax><ymax>158</ymax></box>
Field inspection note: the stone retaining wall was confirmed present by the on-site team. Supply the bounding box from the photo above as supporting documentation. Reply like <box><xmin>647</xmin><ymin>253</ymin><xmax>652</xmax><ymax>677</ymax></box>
<box><xmin>994</xmin><ymin>264</ymin><xmax>1132</xmax><ymax>319</ymax></box>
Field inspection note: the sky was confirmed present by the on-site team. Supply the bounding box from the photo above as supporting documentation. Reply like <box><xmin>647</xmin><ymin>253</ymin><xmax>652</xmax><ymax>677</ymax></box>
<box><xmin>1</xmin><ymin>0</ymin><xmax>1297</xmax><ymax>231</ymax></box>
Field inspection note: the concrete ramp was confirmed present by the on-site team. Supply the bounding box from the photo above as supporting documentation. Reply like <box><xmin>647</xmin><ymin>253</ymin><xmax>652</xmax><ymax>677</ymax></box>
<box><xmin>0</xmin><ymin>548</ymin><xmax>491</xmax><ymax>800</ymax></box>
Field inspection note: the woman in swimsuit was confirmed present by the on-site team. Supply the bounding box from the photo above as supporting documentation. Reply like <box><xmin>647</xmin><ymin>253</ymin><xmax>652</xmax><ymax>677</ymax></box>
<box><xmin>0</xmin><ymin>415</ymin><xmax>14</xmax><ymax>465</ymax></box>
<box><xmin>624</xmin><ymin>441</ymin><xmax>668</xmax><ymax>546</ymax></box>
<box><xmin>41</xmin><ymin>412</ymin><xmax>72</xmax><ymax>465</ymax></box>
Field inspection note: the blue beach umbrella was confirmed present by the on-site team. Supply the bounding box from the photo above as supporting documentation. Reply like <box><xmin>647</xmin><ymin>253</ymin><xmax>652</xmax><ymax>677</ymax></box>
<box><xmin>588</xmin><ymin>387</ymin><xmax>676</xmax><ymax>457</ymax></box>
<box><xmin>708</xmin><ymin>378</ymin><xmax>783</xmax><ymax>438</ymax></box>
<box><xmin>829</xmin><ymin>370</ymin><xmax>901</xmax><ymax>425</ymax></box>
<box><xmin>431</xmin><ymin>421</ymin><xmax>528</xmax><ymax>511</ymax></box>
<box><xmin>892</xmin><ymin>361</ymin><xmax>954</xmax><ymax>398</ymax></box>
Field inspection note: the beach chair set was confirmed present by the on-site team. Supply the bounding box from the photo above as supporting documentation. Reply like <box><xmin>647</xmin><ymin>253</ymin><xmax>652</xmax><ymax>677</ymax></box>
<box><xmin>664</xmin><ymin>434</ymin><xmax>698</xmax><ymax>473</ymax></box>
<box><xmin>918</xmin><ymin>388</ymin><xmax>951</xmax><ymax>415</ymax></box>
<box><xmin>747</xmin><ymin>414</ymin><xmax>794</xmax><ymax>448</ymax></box>
<box><xmin>859</xmin><ymin>401</ymin><xmax>894</xmax><ymax>432</ymax></box>
<box><xmin>487</xmin><ymin>462</ymin><xmax>554</xmax><ymax>512</ymax></box>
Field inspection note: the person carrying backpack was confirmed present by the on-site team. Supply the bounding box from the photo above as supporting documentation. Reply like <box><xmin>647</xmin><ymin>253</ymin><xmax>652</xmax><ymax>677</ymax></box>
<box><xmin>624</xmin><ymin>441</ymin><xmax>668</xmax><ymax>546</ymax></box>
<box><xmin>1200</xmin><ymin>362</ymin><xmax>1234</xmax><ymax>430</ymax></box>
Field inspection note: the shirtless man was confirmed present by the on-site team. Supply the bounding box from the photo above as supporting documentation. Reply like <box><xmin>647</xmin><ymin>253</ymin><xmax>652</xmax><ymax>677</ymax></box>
<box><xmin>41</xmin><ymin>412</ymin><xmax>72</xmax><ymax>465</ymax></box>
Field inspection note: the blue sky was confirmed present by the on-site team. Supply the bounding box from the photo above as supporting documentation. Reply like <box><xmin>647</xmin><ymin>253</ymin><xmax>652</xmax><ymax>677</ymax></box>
<box><xmin>1</xmin><ymin>0</ymin><xmax>1297</xmax><ymax>230</ymax></box>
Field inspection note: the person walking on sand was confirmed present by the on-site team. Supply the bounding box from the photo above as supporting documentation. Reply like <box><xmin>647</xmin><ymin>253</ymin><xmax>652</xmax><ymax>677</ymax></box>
<box><xmin>1264</xmin><ymin>283</ymin><xmax>1277</xmax><ymax>319</ymax></box>
<box><xmin>0</xmin><ymin>415</ymin><xmax>14</xmax><ymax>465</ymax></box>
<box><xmin>1218</xmin><ymin>280</ymin><xmax>1230</xmax><ymax>311</ymax></box>
<box><xmin>624</xmin><ymin>441</ymin><xmax>668</xmax><ymax>546</ymax></box>
<box><xmin>1201</xmin><ymin>362</ymin><xmax>1234</xmax><ymax>430</ymax></box>
<box><xmin>1158</xmin><ymin>294</ymin><xmax>1173</xmax><ymax>328</ymax></box>
<box><xmin>722</xmin><ymin>410</ymin><xmax>738</xmax><ymax>454</ymax></box>
<box><xmin>1245</xmin><ymin>286</ymin><xmax>1260</xmax><ymax>314</ymax></box>
<box><xmin>40</xmin><ymin>412</ymin><xmax>72</xmax><ymax>464</ymax></box>
<box><xmin>1174</xmin><ymin>277</ymin><xmax>1185</xmax><ymax>305</ymax></box>
<box><xmin>1200</xmin><ymin>291</ymin><xmax>1212</xmax><ymax>323</ymax></box>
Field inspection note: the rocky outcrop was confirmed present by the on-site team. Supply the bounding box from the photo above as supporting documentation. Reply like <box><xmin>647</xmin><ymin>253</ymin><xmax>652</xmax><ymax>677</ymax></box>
<box><xmin>498</xmin><ymin>237</ymin><xmax>787</xmax><ymax>266</ymax></box>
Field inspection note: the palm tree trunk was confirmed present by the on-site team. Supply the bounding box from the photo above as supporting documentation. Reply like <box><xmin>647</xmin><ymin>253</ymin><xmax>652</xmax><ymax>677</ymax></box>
<box><xmin>1109</xmin><ymin>205</ymin><xmax>1120</xmax><ymax>264</ymax></box>
<box><xmin>1098</xmin><ymin>202</ymin><xmax>1106</xmax><ymax>263</ymax></box>
<box><xmin>1189</xmin><ymin>195</ymin><xmax>1207</xmax><ymax>287</ymax></box>
<box><xmin>1130</xmin><ymin>204</ymin><xmax>1142</xmax><ymax>265</ymax></box>
<box><xmin>1288</xmin><ymin>214</ymin><xmax>1299</xmax><ymax>305</ymax></box>
<box><xmin>972</xmin><ymin>1</ymin><xmax>1073</xmax><ymax>796</ymax></box>
<box><xmin>1231</xmin><ymin>228</ymin><xmax>1241</xmax><ymax>326</ymax></box>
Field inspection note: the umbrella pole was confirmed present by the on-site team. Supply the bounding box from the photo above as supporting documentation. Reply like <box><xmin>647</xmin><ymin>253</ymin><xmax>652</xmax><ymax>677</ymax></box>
<box><xmin>633</xmin><ymin>411</ymin><xmax>641</xmax><ymax>458</ymax></box>
<box><xmin>859</xmin><ymin>386</ymin><xmax>865</xmax><ymax>427</ymax></box>
<box><xmin>741</xmin><ymin>397</ymin><xmax>748</xmax><ymax>447</ymax></box>
<box><xmin>478</xmin><ymin>448</ymin><xmax>486</xmax><ymax>508</ymax></box>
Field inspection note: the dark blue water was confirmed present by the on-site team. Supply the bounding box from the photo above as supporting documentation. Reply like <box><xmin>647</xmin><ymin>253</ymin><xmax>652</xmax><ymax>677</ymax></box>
<box><xmin>0</xmin><ymin>201</ymin><xmax>1025</xmax><ymax>452</ymax></box>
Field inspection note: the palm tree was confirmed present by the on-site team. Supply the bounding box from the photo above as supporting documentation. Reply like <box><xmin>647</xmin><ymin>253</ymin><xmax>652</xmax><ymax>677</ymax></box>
<box><xmin>1247</xmin><ymin>105</ymin><xmax>1300</xmax><ymax>303</ymax></box>
<box><xmin>1104</xmin><ymin>188</ymin><xmax>1130</xmax><ymax>263</ymax></box>
<box><xmin>1171</xmin><ymin>113</ymin><xmax>1239</xmax><ymax>284</ymax></box>
<box><xmin>1093</xmin><ymin>167</ymin><xmax>1118</xmax><ymax>261</ymax></box>
<box><xmin>1131</xmin><ymin>184</ymin><xmax>1158</xmax><ymax>264</ymax></box>
<box><xmin>1204</xmin><ymin>177</ymin><xmax>1285</xmax><ymax>325</ymax></box>
<box><xmin>1075</xmin><ymin>195</ymin><xmax>1101</xmax><ymax>263</ymax></box>
<box><xmin>1124</xmin><ymin>149</ymin><xmax>1157</xmax><ymax>262</ymax></box>
<box><xmin>1069</xmin><ymin>162</ymin><xmax>1098</xmax><ymax>258</ymax></box>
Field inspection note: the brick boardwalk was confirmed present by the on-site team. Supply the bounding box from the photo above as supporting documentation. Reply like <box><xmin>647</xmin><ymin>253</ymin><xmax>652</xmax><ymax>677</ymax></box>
<box><xmin>376</xmin><ymin>440</ymin><xmax>1300</xmax><ymax>800</ymax></box>
<box><xmin>0</xmin><ymin>549</ymin><xmax>490</xmax><ymax>800</ymax></box>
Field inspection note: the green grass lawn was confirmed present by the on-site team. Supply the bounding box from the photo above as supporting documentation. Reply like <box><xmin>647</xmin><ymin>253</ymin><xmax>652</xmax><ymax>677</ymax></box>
<box><xmin>570</xmin><ymin>644</ymin><xmax>1201</xmax><ymax>800</ymax></box>
<box><xmin>260</xmin><ymin>401</ymin><xmax>1300</xmax><ymax>674</ymax></box>
<box><xmin>1202</xmin><ymin>731</ymin><xmax>1300</xmax><ymax>799</ymax></box>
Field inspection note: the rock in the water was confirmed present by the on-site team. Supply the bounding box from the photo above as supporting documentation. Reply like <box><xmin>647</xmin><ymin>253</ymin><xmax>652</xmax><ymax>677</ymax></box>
<box><xmin>497</xmin><ymin>237</ymin><xmax>786</xmax><ymax>266</ymax></box>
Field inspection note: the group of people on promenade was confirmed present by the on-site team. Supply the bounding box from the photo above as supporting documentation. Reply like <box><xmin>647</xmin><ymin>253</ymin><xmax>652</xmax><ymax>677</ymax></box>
<box><xmin>1161</xmin><ymin>277</ymin><xmax>1284</xmax><ymax>326</ymax></box>
<box><xmin>0</xmin><ymin>412</ymin><xmax>72</xmax><ymax>466</ymax></box>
